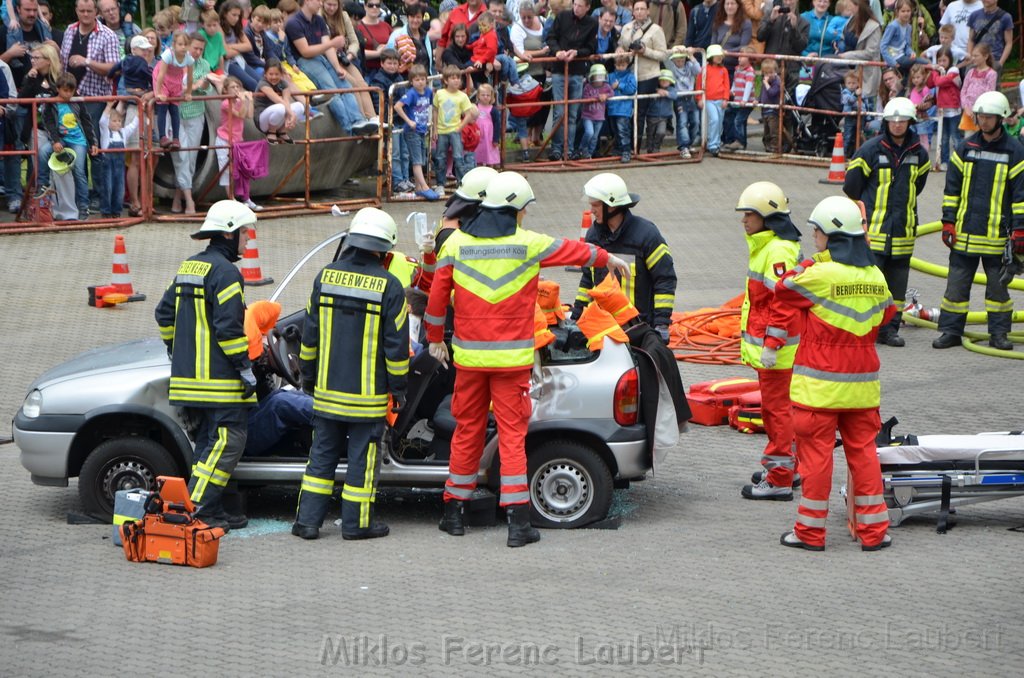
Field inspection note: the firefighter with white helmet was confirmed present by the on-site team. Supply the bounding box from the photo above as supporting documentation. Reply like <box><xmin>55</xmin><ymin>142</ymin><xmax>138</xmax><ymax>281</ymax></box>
<box><xmin>426</xmin><ymin>171</ymin><xmax>630</xmax><ymax>547</ymax></box>
<box><xmin>292</xmin><ymin>207</ymin><xmax>409</xmax><ymax>540</ymax></box>
<box><xmin>734</xmin><ymin>181</ymin><xmax>803</xmax><ymax>501</ymax></box>
<box><xmin>934</xmin><ymin>90</ymin><xmax>1024</xmax><ymax>352</ymax></box>
<box><xmin>155</xmin><ymin>199</ymin><xmax>259</xmax><ymax>531</ymax></box>
<box><xmin>574</xmin><ymin>172</ymin><xmax>677</xmax><ymax>342</ymax></box>
<box><xmin>843</xmin><ymin>96</ymin><xmax>930</xmax><ymax>348</ymax></box>
<box><xmin>766</xmin><ymin>196</ymin><xmax>897</xmax><ymax>551</ymax></box>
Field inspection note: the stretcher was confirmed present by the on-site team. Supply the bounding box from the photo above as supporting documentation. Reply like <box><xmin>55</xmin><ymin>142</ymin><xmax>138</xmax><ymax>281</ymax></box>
<box><xmin>878</xmin><ymin>420</ymin><xmax>1024</xmax><ymax>531</ymax></box>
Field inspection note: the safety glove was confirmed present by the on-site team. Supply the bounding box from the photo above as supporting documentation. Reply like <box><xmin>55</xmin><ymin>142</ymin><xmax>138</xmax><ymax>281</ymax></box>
<box><xmin>391</xmin><ymin>393</ymin><xmax>407</xmax><ymax>414</ymax></box>
<box><xmin>654</xmin><ymin>325</ymin><xmax>670</xmax><ymax>344</ymax></box>
<box><xmin>605</xmin><ymin>254</ymin><xmax>632</xmax><ymax>279</ymax></box>
<box><xmin>1012</xmin><ymin>229</ymin><xmax>1024</xmax><ymax>256</ymax></box>
<box><xmin>239</xmin><ymin>367</ymin><xmax>258</xmax><ymax>399</ymax></box>
<box><xmin>941</xmin><ymin>223</ymin><xmax>956</xmax><ymax>249</ymax></box>
<box><xmin>760</xmin><ymin>346</ymin><xmax>778</xmax><ymax>369</ymax></box>
<box><xmin>429</xmin><ymin>341</ymin><xmax>449</xmax><ymax>368</ymax></box>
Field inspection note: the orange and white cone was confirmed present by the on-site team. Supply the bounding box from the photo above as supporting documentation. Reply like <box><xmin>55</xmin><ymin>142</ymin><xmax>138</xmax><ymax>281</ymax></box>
<box><xmin>819</xmin><ymin>132</ymin><xmax>846</xmax><ymax>185</ymax></box>
<box><xmin>566</xmin><ymin>210</ymin><xmax>594</xmax><ymax>272</ymax></box>
<box><xmin>109</xmin><ymin>234</ymin><xmax>146</xmax><ymax>301</ymax></box>
<box><xmin>241</xmin><ymin>227</ymin><xmax>274</xmax><ymax>286</ymax></box>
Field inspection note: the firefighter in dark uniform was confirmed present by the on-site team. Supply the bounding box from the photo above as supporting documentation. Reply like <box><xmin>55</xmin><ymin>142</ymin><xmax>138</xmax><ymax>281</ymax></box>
<box><xmin>934</xmin><ymin>91</ymin><xmax>1024</xmax><ymax>352</ymax></box>
<box><xmin>843</xmin><ymin>97</ymin><xmax>930</xmax><ymax>348</ymax></box>
<box><xmin>155</xmin><ymin>199</ymin><xmax>259</xmax><ymax>531</ymax></box>
<box><xmin>292</xmin><ymin>208</ymin><xmax>409</xmax><ymax>540</ymax></box>
<box><xmin>574</xmin><ymin>172</ymin><xmax>677</xmax><ymax>343</ymax></box>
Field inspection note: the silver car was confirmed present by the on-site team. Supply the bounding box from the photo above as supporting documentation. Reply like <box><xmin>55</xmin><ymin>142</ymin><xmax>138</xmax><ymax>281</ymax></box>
<box><xmin>14</xmin><ymin>234</ymin><xmax>670</xmax><ymax>528</ymax></box>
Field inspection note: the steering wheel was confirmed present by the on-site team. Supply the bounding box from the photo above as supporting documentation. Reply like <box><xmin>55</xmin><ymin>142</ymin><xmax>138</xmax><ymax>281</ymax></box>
<box><xmin>265</xmin><ymin>327</ymin><xmax>302</xmax><ymax>388</ymax></box>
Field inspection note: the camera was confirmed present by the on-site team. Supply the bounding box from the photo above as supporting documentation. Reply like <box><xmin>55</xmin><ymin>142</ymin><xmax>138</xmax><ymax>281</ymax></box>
<box><xmin>773</xmin><ymin>0</ymin><xmax>790</xmax><ymax>13</ymax></box>
<box><xmin>629</xmin><ymin>39</ymin><xmax>644</xmax><ymax>51</ymax></box>
<box><xmin>339</xmin><ymin>53</ymin><xmax>351</xmax><ymax>67</ymax></box>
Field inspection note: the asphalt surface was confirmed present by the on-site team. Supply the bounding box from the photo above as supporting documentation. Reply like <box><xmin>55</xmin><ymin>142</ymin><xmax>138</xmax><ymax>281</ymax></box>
<box><xmin>2</xmin><ymin>158</ymin><xmax>1024</xmax><ymax>676</ymax></box>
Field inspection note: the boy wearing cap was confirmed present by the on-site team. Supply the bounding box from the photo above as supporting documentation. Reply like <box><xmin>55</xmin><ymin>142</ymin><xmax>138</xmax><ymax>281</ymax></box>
<box><xmin>666</xmin><ymin>46</ymin><xmax>701</xmax><ymax>158</ymax></box>
<box><xmin>42</xmin><ymin>73</ymin><xmax>99</xmax><ymax>221</ymax></box>
<box><xmin>645</xmin><ymin>69</ymin><xmax>677</xmax><ymax>154</ymax></box>
<box><xmin>580</xmin><ymin>63</ymin><xmax>614</xmax><ymax>160</ymax></box>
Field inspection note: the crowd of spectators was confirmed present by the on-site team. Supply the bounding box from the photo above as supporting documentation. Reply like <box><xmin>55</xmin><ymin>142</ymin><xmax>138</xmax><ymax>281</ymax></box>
<box><xmin>0</xmin><ymin>0</ymin><xmax>1018</xmax><ymax>213</ymax></box>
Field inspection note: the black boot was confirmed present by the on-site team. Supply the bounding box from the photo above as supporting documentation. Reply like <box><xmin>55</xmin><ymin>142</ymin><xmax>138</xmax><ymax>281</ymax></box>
<box><xmin>439</xmin><ymin>500</ymin><xmax>466</xmax><ymax>536</ymax></box>
<box><xmin>506</xmin><ymin>505</ymin><xmax>540</xmax><ymax>548</ymax></box>
<box><xmin>883</xmin><ymin>333</ymin><xmax>905</xmax><ymax>347</ymax></box>
<box><xmin>342</xmin><ymin>520</ymin><xmax>390</xmax><ymax>540</ymax></box>
<box><xmin>932</xmin><ymin>333</ymin><xmax>962</xmax><ymax>349</ymax></box>
<box><xmin>990</xmin><ymin>334</ymin><xmax>1014</xmax><ymax>351</ymax></box>
<box><xmin>291</xmin><ymin>522</ymin><xmax>320</xmax><ymax>540</ymax></box>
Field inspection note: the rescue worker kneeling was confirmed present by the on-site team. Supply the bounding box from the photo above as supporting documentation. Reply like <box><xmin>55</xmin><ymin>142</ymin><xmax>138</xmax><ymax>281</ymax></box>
<box><xmin>766</xmin><ymin>196</ymin><xmax>896</xmax><ymax>552</ymax></box>
<box><xmin>292</xmin><ymin>208</ymin><xmax>409</xmax><ymax>541</ymax></box>
<box><xmin>426</xmin><ymin>171</ymin><xmax>630</xmax><ymax>547</ymax></box>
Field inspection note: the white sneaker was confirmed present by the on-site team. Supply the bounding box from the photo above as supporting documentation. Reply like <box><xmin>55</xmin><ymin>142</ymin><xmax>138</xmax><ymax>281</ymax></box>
<box><xmin>243</xmin><ymin>199</ymin><xmax>263</xmax><ymax>211</ymax></box>
<box><xmin>679</xmin><ymin>148</ymin><xmax>691</xmax><ymax>159</ymax></box>
<box><xmin>741</xmin><ymin>480</ymin><xmax>793</xmax><ymax>501</ymax></box>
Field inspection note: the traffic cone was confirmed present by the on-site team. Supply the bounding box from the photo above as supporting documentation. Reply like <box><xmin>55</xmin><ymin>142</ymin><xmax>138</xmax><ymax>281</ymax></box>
<box><xmin>819</xmin><ymin>132</ymin><xmax>846</xmax><ymax>185</ymax></box>
<box><xmin>109</xmin><ymin>234</ymin><xmax>146</xmax><ymax>301</ymax></box>
<box><xmin>566</xmin><ymin>211</ymin><xmax>593</xmax><ymax>272</ymax></box>
<box><xmin>241</xmin><ymin>227</ymin><xmax>274</xmax><ymax>286</ymax></box>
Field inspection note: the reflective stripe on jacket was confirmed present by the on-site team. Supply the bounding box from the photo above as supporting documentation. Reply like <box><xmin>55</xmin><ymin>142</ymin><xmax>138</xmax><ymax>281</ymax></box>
<box><xmin>154</xmin><ymin>243</ymin><xmax>254</xmax><ymax>408</ymax></box>
<box><xmin>844</xmin><ymin>132</ymin><xmax>930</xmax><ymax>258</ymax></box>
<box><xmin>740</xmin><ymin>230</ymin><xmax>801</xmax><ymax>369</ymax></box>
<box><xmin>766</xmin><ymin>251</ymin><xmax>896</xmax><ymax>411</ymax></box>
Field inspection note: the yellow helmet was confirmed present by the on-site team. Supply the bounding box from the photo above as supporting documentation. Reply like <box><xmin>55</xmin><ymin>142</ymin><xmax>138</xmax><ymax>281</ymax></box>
<box><xmin>735</xmin><ymin>181</ymin><xmax>790</xmax><ymax>217</ymax></box>
<box><xmin>807</xmin><ymin>196</ymin><xmax>864</xmax><ymax>237</ymax></box>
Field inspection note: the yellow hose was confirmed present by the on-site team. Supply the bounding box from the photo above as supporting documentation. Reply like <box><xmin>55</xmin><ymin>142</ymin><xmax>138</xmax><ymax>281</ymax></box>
<box><xmin>911</xmin><ymin>221</ymin><xmax>1024</xmax><ymax>292</ymax></box>
<box><xmin>902</xmin><ymin>315</ymin><xmax>1024</xmax><ymax>359</ymax></box>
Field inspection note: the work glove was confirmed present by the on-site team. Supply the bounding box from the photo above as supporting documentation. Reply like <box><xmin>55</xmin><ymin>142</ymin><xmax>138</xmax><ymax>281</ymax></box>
<box><xmin>419</xmin><ymin>231</ymin><xmax>435</xmax><ymax>254</ymax></box>
<box><xmin>163</xmin><ymin>340</ymin><xmax>173</xmax><ymax>360</ymax></box>
<box><xmin>606</xmin><ymin>254</ymin><xmax>631</xmax><ymax>279</ymax></box>
<box><xmin>654</xmin><ymin>325</ymin><xmax>670</xmax><ymax>344</ymax></box>
<box><xmin>391</xmin><ymin>393</ymin><xmax>407</xmax><ymax>415</ymax></box>
<box><xmin>941</xmin><ymin>222</ymin><xmax>956</xmax><ymax>249</ymax></box>
<box><xmin>1012</xmin><ymin>229</ymin><xmax>1024</xmax><ymax>256</ymax></box>
<box><xmin>429</xmin><ymin>341</ymin><xmax>449</xmax><ymax>369</ymax></box>
<box><xmin>760</xmin><ymin>346</ymin><xmax>778</xmax><ymax>369</ymax></box>
<box><xmin>239</xmin><ymin>367</ymin><xmax>257</xmax><ymax>399</ymax></box>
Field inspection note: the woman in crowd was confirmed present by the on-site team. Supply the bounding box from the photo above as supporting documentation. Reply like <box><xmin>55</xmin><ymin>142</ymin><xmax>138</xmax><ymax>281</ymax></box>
<box><xmin>221</xmin><ymin>0</ymin><xmax>261</xmax><ymax>90</ymax></box>
<box><xmin>322</xmin><ymin>0</ymin><xmax>378</xmax><ymax>124</ymax></box>
<box><xmin>20</xmin><ymin>44</ymin><xmax>62</xmax><ymax>192</ymax></box>
<box><xmin>801</xmin><ymin>0</ymin><xmax>836</xmax><ymax>58</ymax></box>
<box><xmin>618</xmin><ymin>0</ymin><xmax>667</xmax><ymax>146</ymax></box>
<box><xmin>511</xmin><ymin>1</ymin><xmax>550</xmax><ymax>151</ymax></box>
<box><xmin>356</xmin><ymin>0</ymin><xmax>393</xmax><ymax>77</ymax></box>
<box><xmin>838</xmin><ymin>0</ymin><xmax>881</xmax><ymax>117</ymax></box>
<box><xmin>711</xmin><ymin>0</ymin><xmax>752</xmax><ymax>78</ymax></box>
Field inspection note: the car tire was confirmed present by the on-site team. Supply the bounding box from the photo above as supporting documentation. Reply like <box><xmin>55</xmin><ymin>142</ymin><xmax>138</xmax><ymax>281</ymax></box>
<box><xmin>78</xmin><ymin>437</ymin><xmax>180</xmax><ymax>520</ymax></box>
<box><xmin>528</xmin><ymin>440</ymin><xmax>613</xmax><ymax>529</ymax></box>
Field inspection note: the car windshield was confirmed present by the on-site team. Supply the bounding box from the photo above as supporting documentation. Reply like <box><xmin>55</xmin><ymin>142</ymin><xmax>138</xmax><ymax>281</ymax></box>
<box><xmin>268</xmin><ymin>233</ymin><xmax>346</xmax><ymax>313</ymax></box>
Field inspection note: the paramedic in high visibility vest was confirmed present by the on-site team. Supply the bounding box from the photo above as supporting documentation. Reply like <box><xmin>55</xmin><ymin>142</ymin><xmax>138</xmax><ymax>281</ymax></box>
<box><xmin>573</xmin><ymin>173</ymin><xmax>677</xmax><ymax>343</ymax></box>
<box><xmin>734</xmin><ymin>182</ymin><xmax>803</xmax><ymax>502</ymax></box>
<box><xmin>934</xmin><ymin>91</ymin><xmax>1024</xmax><ymax>352</ymax></box>
<box><xmin>843</xmin><ymin>97</ymin><xmax>930</xmax><ymax>348</ymax></box>
<box><xmin>155</xmin><ymin>199</ymin><xmax>259</xmax><ymax>532</ymax></box>
<box><xmin>291</xmin><ymin>208</ymin><xmax>409</xmax><ymax>541</ymax></box>
<box><xmin>426</xmin><ymin>171</ymin><xmax>630</xmax><ymax>547</ymax></box>
<box><xmin>766</xmin><ymin>196</ymin><xmax>897</xmax><ymax>552</ymax></box>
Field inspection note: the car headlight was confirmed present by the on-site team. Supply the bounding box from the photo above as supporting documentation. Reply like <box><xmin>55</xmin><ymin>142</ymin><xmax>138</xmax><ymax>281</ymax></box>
<box><xmin>22</xmin><ymin>390</ymin><xmax>42</xmax><ymax>419</ymax></box>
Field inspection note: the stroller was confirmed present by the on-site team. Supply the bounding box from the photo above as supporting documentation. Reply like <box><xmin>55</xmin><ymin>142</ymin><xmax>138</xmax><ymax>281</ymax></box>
<box><xmin>794</xmin><ymin>59</ymin><xmax>847</xmax><ymax>157</ymax></box>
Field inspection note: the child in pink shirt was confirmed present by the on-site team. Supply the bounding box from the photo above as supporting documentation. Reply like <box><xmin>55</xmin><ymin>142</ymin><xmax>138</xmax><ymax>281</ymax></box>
<box><xmin>214</xmin><ymin>76</ymin><xmax>260</xmax><ymax>210</ymax></box>
<box><xmin>153</xmin><ymin>30</ymin><xmax>195</xmax><ymax>150</ymax></box>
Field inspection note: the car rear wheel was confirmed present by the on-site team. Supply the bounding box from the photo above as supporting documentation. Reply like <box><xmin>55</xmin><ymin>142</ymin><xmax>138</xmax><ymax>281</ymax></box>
<box><xmin>78</xmin><ymin>437</ymin><xmax>179</xmax><ymax>520</ymax></box>
<box><xmin>528</xmin><ymin>440</ymin><xmax>613</xmax><ymax>528</ymax></box>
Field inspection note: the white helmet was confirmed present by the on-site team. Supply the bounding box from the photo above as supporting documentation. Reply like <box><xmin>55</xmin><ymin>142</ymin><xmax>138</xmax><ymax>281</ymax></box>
<box><xmin>480</xmin><ymin>171</ymin><xmax>536</xmax><ymax>210</ymax></box>
<box><xmin>191</xmin><ymin>199</ymin><xmax>257</xmax><ymax>239</ymax></box>
<box><xmin>807</xmin><ymin>196</ymin><xmax>865</xmax><ymax>237</ymax></box>
<box><xmin>583</xmin><ymin>172</ymin><xmax>639</xmax><ymax>208</ymax></box>
<box><xmin>736</xmin><ymin>181</ymin><xmax>790</xmax><ymax>217</ymax></box>
<box><xmin>454</xmin><ymin>166</ymin><xmax>499</xmax><ymax>201</ymax></box>
<box><xmin>882</xmin><ymin>97</ymin><xmax>916</xmax><ymax>122</ymax></box>
<box><xmin>973</xmin><ymin>90</ymin><xmax>1011</xmax><ymax>118</ymax></box>
<box><xmin>345</xmin><ymin>207</ymin><xmax>398</xmax><ymax>252</ymax></box>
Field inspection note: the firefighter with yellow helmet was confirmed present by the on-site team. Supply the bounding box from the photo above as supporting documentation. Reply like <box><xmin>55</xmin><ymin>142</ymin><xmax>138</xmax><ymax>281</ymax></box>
<box><xmin>292</xmin><ymin>207</ymin><xmax>409</xmax><ymax>541</ymax></box>
<box><xmin>155</xmin><ymin>199</ymin><xmax>259</xmax><ymax>531</ymax></box>
<box><xmin>767</xmin><ymin>196</ymin><xmax>896</xmax><ymax>552</ymax></box>
<box><xmin>735</xmin><ymin>181</ymin><xmax>803</xmax><ymax>501</ymax></box>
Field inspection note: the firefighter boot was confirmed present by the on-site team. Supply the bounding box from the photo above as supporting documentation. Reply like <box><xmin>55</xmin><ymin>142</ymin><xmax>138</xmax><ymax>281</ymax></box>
<box><xmin>506</xmin><ymin>505</ymin><xmax>540</xmax><ymax>548</ymax></box>
<box><xmin>439</xmin><ymin>499</ymin><xmax>466</xmax><ymax>536</ymax></box>
<box><xmin>741</xmin><ymin>480</ymin><xmax>794</xmax><ymax>501</ymax></box>
<box><xmin>932</xmin><ymin>333</ymin><xmax>962</xmax><ymax>349</ymax></box>
<box><xmin>291</xmin><ymin>523</ymin><xmax>320</xmax><ymax>540</ymax></box>
<box><xmin>751</xmin><ymin>470</ymin><xmax>802</xmax><ymax>488</ymax></box>
<box><xmin>990</xmin><ymin>334</ymin><xmax>1013</xmax><ymax>351</ymax></box>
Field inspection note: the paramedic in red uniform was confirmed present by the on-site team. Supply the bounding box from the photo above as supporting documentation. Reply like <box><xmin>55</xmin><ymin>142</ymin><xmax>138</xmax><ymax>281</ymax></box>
<box><xmin>425</xmin><ymin>171</ymin><xmax>629</xmax><ymax>547</ymax></box>
<box><xmin>735</xmin><ymin>181</ymin><xmax>803</xmax><ymax>502</ymax></box>
<box><xmin>766</xmin><ymin>196</ymin><xmax>896</xmax><ymax>552</ymax></box>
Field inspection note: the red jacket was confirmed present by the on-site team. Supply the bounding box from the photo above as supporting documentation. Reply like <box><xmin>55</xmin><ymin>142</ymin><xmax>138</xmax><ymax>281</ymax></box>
<box><xmin>438</xmin><ymin>2</ymin><xmax>487</xmax><ymax>50</ymax></box>
<box><xmin>471</xmin><ymin>29</ymin><xmax>498</xmax><ymax>64</ymax></box>
<box><xmin>697</xmin><ymin>64</ymin><xmax>730</xmax><ymax>102</ymax></box>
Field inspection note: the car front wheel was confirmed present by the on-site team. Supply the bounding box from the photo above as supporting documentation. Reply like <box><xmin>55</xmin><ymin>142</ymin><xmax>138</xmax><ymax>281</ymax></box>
<box><xmin>528</xmin><ymin>440</ymin><xmax>613</xmax><ymax>528</ymax></box>
<box><xmin>78</xmin><ymin>437</ymin><xmax>179</xmax><ymax>520</ymax></box>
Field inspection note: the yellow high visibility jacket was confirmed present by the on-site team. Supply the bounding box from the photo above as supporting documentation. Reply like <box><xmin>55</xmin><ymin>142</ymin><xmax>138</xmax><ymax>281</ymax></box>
<box><xmin>740</xmin><ymin>230</ymin><xmax>801</xmax><ymax>369</ymax></box>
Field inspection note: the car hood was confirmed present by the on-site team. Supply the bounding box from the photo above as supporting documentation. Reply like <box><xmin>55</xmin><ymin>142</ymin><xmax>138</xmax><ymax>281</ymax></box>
<box><xmin>31</xmin><ymin>338</ymin><xmax>169</xmax><ymax>389</ymax></box>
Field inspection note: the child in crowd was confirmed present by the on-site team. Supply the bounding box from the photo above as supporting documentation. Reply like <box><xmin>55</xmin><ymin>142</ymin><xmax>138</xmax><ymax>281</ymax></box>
<box><xmin>367</xmin><ymin>49</ymin><xmax>405</xmax><ymax>117</ymax></box>
<box><xmin>432</xmin><ymin>64</ymin><xmax>476</xmax><ymax>190</ymax></box>
<box><xmin>42</xmin><ymin>73</ymin><xmax>98</xmax><ymax>221</ymax></box>
<box><xmin>880</xmin><ymin>0</ymin><xmax>922</xmax><ymax>75</ymax></box>
<box><xmin>441</xmin><ymin>23</ymin><xmax>474</xmax><ymax>90</ymax></box>
<box><xmin>255</xmin><ymin>59</ymin><xmax>305</xmax><ymax>143</ymax></box>
<box><xmin>268</xmin><ymin>8</ymin><xmax>287</xmax><ymax>48</ymax></box>
<box><xmin>108</xmin><ymin>34</ymin><xmax>155</xmax><ymax>102</ymax></box>
<box><xmin>907</xmin><ymin>63</ymin><xmax>934</xmax><ymax>152</ymax></box>
<box><xmin>666</xmin><ymin>46</ymin><xmax>700</xmax><ymax>158</ymax></box>
<box><xmin>153</xmin><ymin>30</ymin><xmax>196</xmax><ymax>150</ymax></box>
<box><xmin>395</xmin><ymin>64</ymin><xmax>438</xmax><ymax>200</ymax></box>
<box><xmin>473</xmin><ymin>83</ymin><xmax>502</xmax><ymax>167</ymax></box>
<box><xmin>722</xmin><ymin>47</ymin><xmax>756</xmax><ymax>152</ymax></box>
<box><xmin>645</xmin><ymin>70</ymin><xmax>677</xmax><ymax>155</ymax></box>
<box><xmin>367</xmin><ymin>50</ymin><xmax>409</xmax><ymax>195</ymax></box>
<box><xmin>579</xmin><ymin>64</ymin><xmax>613</xmax><ymax>160</ymax></box>
<box><xmin>959</xmin><ymin>43</ymin><xmax>996</xmax><ymax>135</ymax></box>
<box><xmin>759</xmin><ymin>58</ymin><xmax>790</xmax><ymax>153</ymax></box>
<box><xmin>215</xmin><ymin>76</ymin><xmax>260</xmax><ymax>210</ymax></box>
<box><xmin>152</xmin><ymin>9</ymin><xmax>176</xmax><ymax>52</ymax></box>
<box><xmin>922</xmin><ymin>24</ymin><xmax>964</xmax><ymax>66</ymax></box>
<box><xmin>98</xmin><ymin>101</ymin><xmax>140</xmax><ymax>219</ymax></box>
<box><xmin>469</xmin><ymin>12</ymin><xmax>498</xmax><ymax>87</ymax></box>
<box><xmin>840</xmin><ymin>69</ymin><xmax>863</xmax><ymax>158</ymax></box>
<box><xmin>929</xmin><ymin>46</ymin><xmax>961</xmax><ymax>171</ymax></box>
<box><xmin>172</xmin><ymin>32</ymin><xmax>214</xmax><ymax>215</ymax></box>
<box><xmin>246</xmin><ymin>5</ymin><xmax>282</xmax><ymax>71</ymax></box>
<box><xmin>181</xmin><ymin>0</ymin><xmax>217</xmax><ymax>33</ymax></box>
<box><xmin>697</xmin><ymin>45</ymin><xmax>729</xmax><ymax>156</ymax></box>
<box><xmin>607</xmin><ymin>54</ymin><xmax>637</xmax><ymax>163</ymax></box>
<box><xmin>201</xmin><ymin>9</ymin><xmax>228</xmax><ymax>74</ymax></box>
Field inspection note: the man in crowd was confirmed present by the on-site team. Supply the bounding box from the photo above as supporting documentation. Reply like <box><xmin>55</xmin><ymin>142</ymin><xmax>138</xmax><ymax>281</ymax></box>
<box><xmin>99</xmin><ymin>0</ymin><xmax>141</xmax><ymax>56</ymax></box>
<box><xmin>545</xmin><ymin>0</ymin><xmax>597</xmax><ymax>161</ymax></box>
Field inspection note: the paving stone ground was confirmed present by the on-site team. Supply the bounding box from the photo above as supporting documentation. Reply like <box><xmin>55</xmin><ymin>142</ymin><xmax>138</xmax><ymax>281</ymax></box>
<box><xmin>2</xmin><ymin>158</ymin><xmax>1023</xmax><ymax>676</ymax></box>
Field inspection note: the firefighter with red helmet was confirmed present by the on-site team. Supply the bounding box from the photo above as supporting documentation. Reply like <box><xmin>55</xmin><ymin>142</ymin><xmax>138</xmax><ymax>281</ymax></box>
<box><xmin>767</xmin><ymin>196</ymin><xmax>896</xmax><ymax>552</ymax></box>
